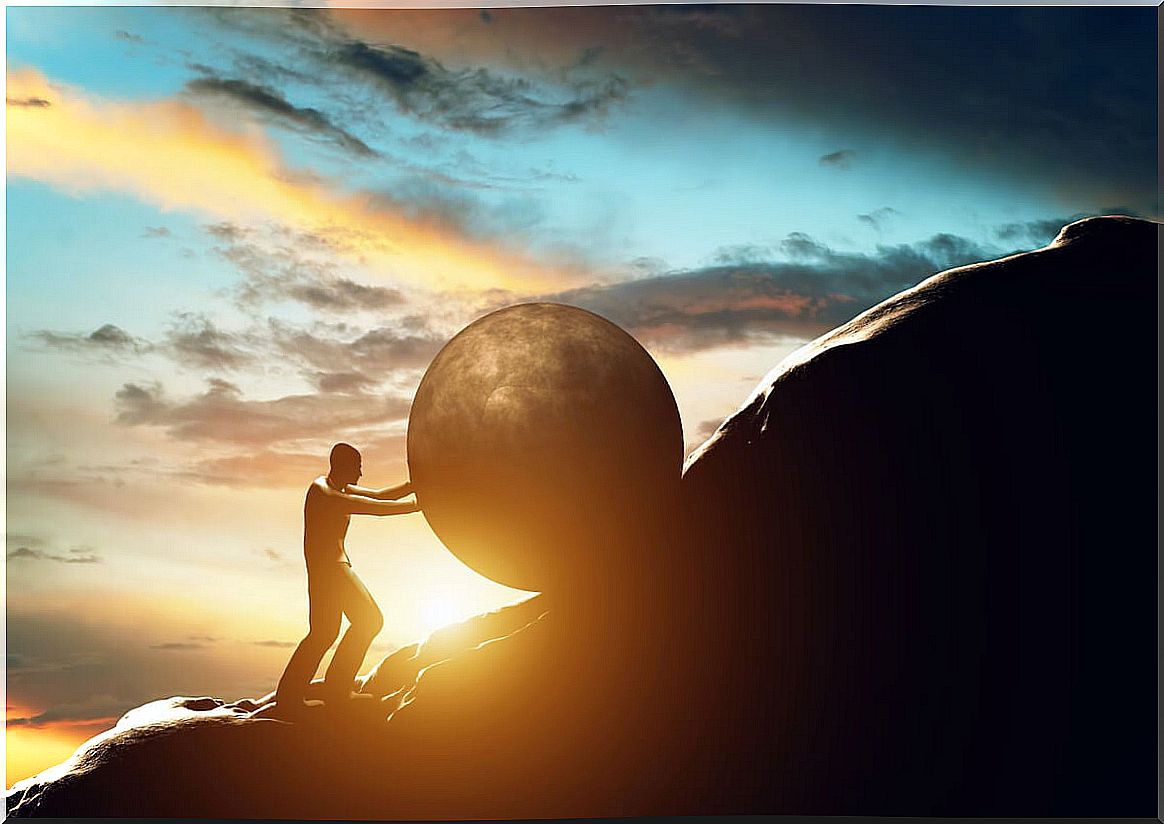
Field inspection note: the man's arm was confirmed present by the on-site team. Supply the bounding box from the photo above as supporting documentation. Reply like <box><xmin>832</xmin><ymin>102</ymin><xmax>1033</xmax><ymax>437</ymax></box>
<box><xmin>319</xmin><ymin>484</ymin><xmax>420</xmax><ymax>516</ymax></box>
<box><xmin>346</xmin><ymin>481</ymin><xmax>414</xmax><ymax>500</ymax></box>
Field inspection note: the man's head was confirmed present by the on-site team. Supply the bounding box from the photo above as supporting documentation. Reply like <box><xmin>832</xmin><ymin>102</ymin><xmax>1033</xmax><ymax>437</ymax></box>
<box><xmin>329</xmin><ymin>442</ymin><xmax>362</xmax><ymax>486</ymax></box>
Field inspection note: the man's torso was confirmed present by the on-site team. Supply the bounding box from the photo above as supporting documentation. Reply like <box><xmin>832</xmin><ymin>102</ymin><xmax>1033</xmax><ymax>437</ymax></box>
<box><xmin>303</xmin><ymin>477</ymin><xmax>352</xmax><ymax>568</ymax></box>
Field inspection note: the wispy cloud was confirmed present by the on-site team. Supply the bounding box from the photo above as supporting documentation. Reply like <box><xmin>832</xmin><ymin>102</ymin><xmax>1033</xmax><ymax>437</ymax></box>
<box><xmin>114</xmin><ymin>378</ymin><xmax>411</xmax><ymax>446</ymax></box>
<box><xmin>7</xmin><ymin>66</ymin><xmax>584</xmax><ymax>293</ymax></box>
<box><xmin>30</xmin><ymin>324</ymin><xmax>151</xmax><ymax>358</ymax></box>
<box><xmin>7</xmin><ymin>546</ymin><xmax>102</xmax><ymax>564</ymax></box>
<box><xmin>208</xmin><ymin>222</ymin><xmax>406</xmax><ymax>313</ymax></box>
<box><xmin>329</xmin><ymin>41</ymin><xmax>629</xmax><ymax>136</ymax></box>
<box><xmin>6</xmin><ymin>95</ymin><xmax>51</xmax><ymax>108</ymax></box>
<box><xmin>857</xmin><ymin>207</ymin><xmax>900</xmax><ymax>231</ymax></box>
<box><xmin>148</xmin><ymin>641</ymin><xmax>207</xmax><ymax>651</ymax></box>
<box><xmin>164</xmin><ymin>313</ymin><xmax>257</xmax><ymax>371</ymax></box>
<box><xmin>819</xmin><ymin>149</ymin><xmax>855</xmax><ymax>170</ymax></box>
<box><xmin>186</xmin><ymin>74</ymin><xmax>379</xmax><ymax>158</ymax></box>
<box><xmin>7</xmin><ymin>534</ymin><xmax>103</xmax><ymax>564</ymax></box>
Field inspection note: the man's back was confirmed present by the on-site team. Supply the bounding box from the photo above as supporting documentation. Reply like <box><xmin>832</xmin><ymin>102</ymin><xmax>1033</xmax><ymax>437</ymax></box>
<box><xmin>304</xmin><ymin>476</ymin><xmax>351</xmax><ymax>567</ymax></box>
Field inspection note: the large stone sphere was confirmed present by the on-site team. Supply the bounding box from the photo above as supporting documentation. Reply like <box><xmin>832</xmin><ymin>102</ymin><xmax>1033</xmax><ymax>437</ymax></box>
<box><xmin>407</xmin><ymin>303</ymin><xmax>683</xmax><ymax>593</ymax></box>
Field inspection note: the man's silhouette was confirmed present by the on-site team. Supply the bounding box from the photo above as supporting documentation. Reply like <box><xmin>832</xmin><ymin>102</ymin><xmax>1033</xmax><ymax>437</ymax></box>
<box><xmin>275</xmin><ymin>442</ymin><xmax>419</xmax><ymax>713</ymax></box>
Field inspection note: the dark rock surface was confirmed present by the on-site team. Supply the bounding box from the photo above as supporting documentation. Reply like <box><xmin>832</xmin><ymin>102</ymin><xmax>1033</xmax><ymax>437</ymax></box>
<box><xmin>676</xmin><ymin>215</ymin><xmax>1157</xmax><ymax>815</ymax></box>
<box><xmin>6</xmin><ymin>216</ymin><xmax>1156</xmax><ymax>818</ymax></box>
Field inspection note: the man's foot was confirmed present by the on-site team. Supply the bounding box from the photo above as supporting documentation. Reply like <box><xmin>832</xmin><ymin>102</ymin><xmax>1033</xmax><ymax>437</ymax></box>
<box><xmin>257</xmin><ymin>697</ymin><xmax>325</xmax><ymax>721</ymax></box>
<box><xmin>322</xmin><ymin>691</ymin><xmax>378</xmax><ymax>710</ymax></box>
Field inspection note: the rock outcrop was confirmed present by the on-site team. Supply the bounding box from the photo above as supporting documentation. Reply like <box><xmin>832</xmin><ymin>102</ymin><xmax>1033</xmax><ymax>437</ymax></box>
<box><xmin>676</xmin><ymin>215</ymin><xmax>1157</xmax><ymax>815</ymax></box>
<box><xmin>7</xmin><ymin>216</ymin><xmax>1156</xmax><ymax>818</ymax></box>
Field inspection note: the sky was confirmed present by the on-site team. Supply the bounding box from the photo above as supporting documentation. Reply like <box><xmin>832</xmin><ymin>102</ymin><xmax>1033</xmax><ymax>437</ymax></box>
<box><xmin>5</xmin><ymin>3</ymin><xmax>1157</xmax><ymax>787</ymax></box>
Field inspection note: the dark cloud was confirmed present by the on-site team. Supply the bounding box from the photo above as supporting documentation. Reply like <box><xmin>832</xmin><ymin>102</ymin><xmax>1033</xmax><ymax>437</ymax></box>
<box><xmin>857</xmin><ymin>207</ymin><xmax>900</xmax><ymax>232</ymax></box>
<box><xmin>654</xmin><ymin>6</ymin><xmax>1157</xmax><ymax>214</ymax></box>
<box><xmin>149</xmin><ymin>642</ymin><xmax>206</xmax><ymax>651</ymax></box>
<box><xmin>6</xmin><ymin>96</ymin><xmax>51</xmax><ymax>108</ymax></box>
<box><xmin>114</xmin><ymin>29</ymin><xmax>144</xmax><ymax>43</ymax></box>
<box><xmin>297</xmin><ymin>5</ymin><xmax>1155</xmax><ymax>214</ymax></box>
<box><xmin>31</xmin><ymin>324</ymin><xmax>150</xmax><ymax>357</ymax></box>
<box><xmin>186</xmin><ymin>75</ymin><xmax>379</xmax><ymax>158</ymax></box>
<box><xmin>163</xmin><ymin>313</ymin><xmax>255</xmax><ymax>371</ymax></box>
<box><xmin>251</xmin><ymin>640</ymin><xmax>296</xmax><ymax>648</ymax></box>
<box><xmin>261</xmin><ymin>548</ymin><xmax>284</xmax><ymax>562</ymax></box>
<box><xmin>114</xmin><ymin>377</ymin><xmax>411</xmax><ymax>446</ymax></box>
<box><xmin>6</xmin><ymin>696</ymin><xmax>129</xmax><ymax>728</ymax></box>
<box><xmin>7</xmin><ymin>544</ymin><xmax>102</xmax><ymax>564</ymax></box>
<box><xmin>288</xmin><ymin>278</ymin><xmax>404</xmax><ymax>312</ymax></box>
<box><xmin>6</xmin><ymin>547</ymin><xmax>101</xmax><ymax>565</ymax></box>
<box><xmin>992</xmin><ymin>216</ymin><xmax>1080</xmax><ymax>248</ymax></box>
<box><xmin>537</xmin><ymin>229</ymin><xmax>1010</xmax><ymax>353</ymax></box>
<box><xmin>311</xmin><ymin>371</ymin><xmax>378</xmax><ymax>393</ymax></box>
<box><xmin>206</xmin><ymin>9</ymin><xmax>633</xmax><ymax>137</ymax></box>
<box><xmin>819</xmin><ymin>149</ymin><xmax>855</xmax><ymax>169</ymax></box>
<box><xmin>331</xmin><ymin>41</ymin><xmax>629</xmax><ymax>135</ymax></box>
<box><xmin>142</xmin><ymin>226</ymin><xmax>172</xmax><ymax>238</ymax></box>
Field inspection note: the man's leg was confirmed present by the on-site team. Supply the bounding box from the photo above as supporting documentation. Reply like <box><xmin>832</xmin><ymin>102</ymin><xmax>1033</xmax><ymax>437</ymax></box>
<box><xmin>276</xmin><ymin>568</ymin><xmax>343</xmax><ymax>704</ymax></box>
<box><xmin>322</xmin><ymin>564</ymin><xmax>384</xmax><ymax>702</ymax></box>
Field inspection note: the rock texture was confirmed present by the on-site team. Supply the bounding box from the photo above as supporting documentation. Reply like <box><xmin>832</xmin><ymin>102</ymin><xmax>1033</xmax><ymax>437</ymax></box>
<box><xmin>6</xmin><ymin>216</ymin><xmax>1156</xmax><ymax>818</ymax></box>
<box><xmin>407</xmin><ymin>302</ymin><xmax>683</xmax><ymax>594</ymax></box>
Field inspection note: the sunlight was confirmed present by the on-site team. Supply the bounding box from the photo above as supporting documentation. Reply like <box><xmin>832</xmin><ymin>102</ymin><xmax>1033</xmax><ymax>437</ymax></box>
<box><xmin>420</xmin><ymin>593</ymin><xmax>465</xmax><ymax>635</ymax></box>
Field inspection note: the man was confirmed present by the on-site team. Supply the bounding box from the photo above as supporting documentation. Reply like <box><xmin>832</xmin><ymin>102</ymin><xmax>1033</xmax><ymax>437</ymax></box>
<box><xmin>275</xmin><ymin>442</ymin><xmax>419</xmax><ymax>714</ymax></box>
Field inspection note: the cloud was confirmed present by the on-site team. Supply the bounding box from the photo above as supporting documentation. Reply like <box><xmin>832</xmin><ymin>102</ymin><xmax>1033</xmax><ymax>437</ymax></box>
<box><xmin>209</xmin><ymin>222</ymin><xmax>406</xmax><ymax>313</ymax></box>
<box><xmin>142</xmin><ymin>226</ymin><xmax>171</xmax><ymax>238</ymax></box>
<box><xmin>163</xmin><ymin>313</ymin><xmax>256</xmax><ymax>371</ymax></box>
<box><xmin>250</xmin><ymin>640</ymin><xmax>296</xmax><ymax>648</ymax></box>
<box><xmin>263</xmin><ymin>318</ymin><xmax>444</xmax><ymax>386</ymax></box>
<box><xmin>185</xmin><ymin>75</ymin><xmax>379</xmax><ymax>158</ymax></box>
<box><xmin>329</xmin><ymin>41</ymin><xmax>629</xmax><ymax>136</ymax></box>
<box><xmin>7</xmin><ymin>545</ymin><xmax>102</xmax><ymax>564</ymax></box>
<box><xmin>819</xmin><ymin>149</ymin><xmax>855</xmax><ymax>169</ymax></box>
<box><xmin>148</xmin><ymin>642</ymin><xmax>207</xmax><ymax>651</ymax></box>
<box><xmin>326</xmin><ymin>6</ymin><xmax>1157</xmax><ymax>215</ymax></box>
<box><xmin>6</xmin><ymin>95</ymin><xmax>51</xmax><ymax>108</ymax></box>
<box><xmin>183</xmin><ymin>447</ymin><xmax>328</xmax><ymax>488</ymax></box>
<box><xmin>6</xmin><ymin>66</ymin><xmax>582</xmax><ymax>292</ymax></box>
<box><xmin>114</xmin><ymin>30</ymin><xmax>144</xmax><ymax>44</ymax></box>
<box><xmin>31</xmin><ymin>324</ymin><xmax>151</xmax><ymax>358</ymax></box>
<box><xmin>536</xmin><ymin>229</ymin><xmax>1007</xmax><ymax>353</ymax></box>
<box><xmin>991</xmin><ymin>215</ymin><xmax>1097</xmax><ymax>248</ymax></box>
<box><xmin>6</xmin><ymin>694</ymin><xmax>128</xmax><ymax>728</ymax></box>
<box><xmin>857</xmin><ymin>207</ymin><xmax>900</xmax><ymax>231</ymax></box>
<box><xmin>114</xmin><ymin>378</ymin><xmax>411</xmax><ymax>446</ymax></box>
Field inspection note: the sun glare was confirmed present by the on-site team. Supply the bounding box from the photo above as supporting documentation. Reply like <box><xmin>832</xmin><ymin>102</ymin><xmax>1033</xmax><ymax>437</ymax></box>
<box><xmin>420</xmin><ymin>594</ymin><xmax>464</xmax><ymax>634</ymax></box>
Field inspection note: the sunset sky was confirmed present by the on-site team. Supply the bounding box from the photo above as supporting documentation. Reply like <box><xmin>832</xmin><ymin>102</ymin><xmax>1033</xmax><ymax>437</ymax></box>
<box><xmin>6</xmin><ymin>3</ymin><xmax>1157</xmax><ymax>786</ymax></box>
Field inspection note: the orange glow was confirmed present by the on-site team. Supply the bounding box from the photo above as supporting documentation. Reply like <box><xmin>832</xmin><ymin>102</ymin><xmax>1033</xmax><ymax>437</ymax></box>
<box><xmin>6</xmin><ymin>67</ymin><xmax>582</xmax><ymax>293</ymax></box>
<box><xmin>6</xmin><ymin>720</ymin><xmax>112</xmax><ymax>789</ymax></box>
